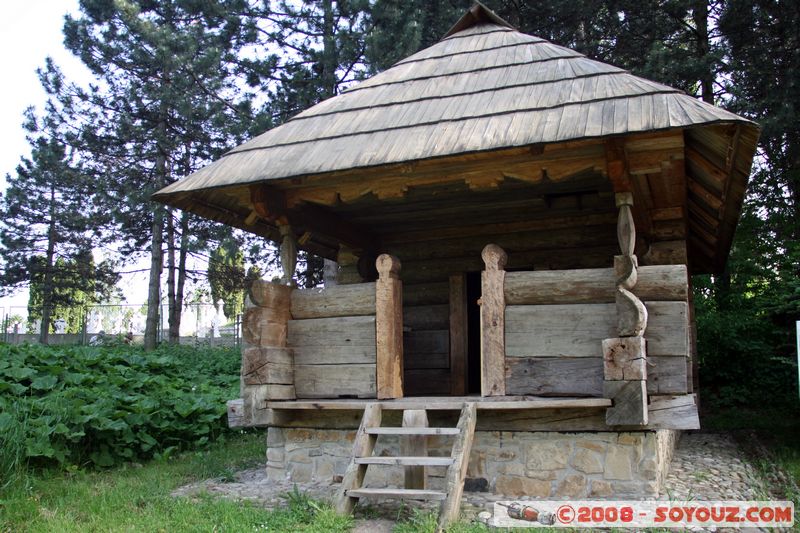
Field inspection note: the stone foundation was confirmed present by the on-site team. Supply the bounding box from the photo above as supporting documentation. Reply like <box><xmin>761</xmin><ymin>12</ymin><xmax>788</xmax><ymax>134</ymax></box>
<box><xmin>265</xmin><ymin>427</ymin><xmax>680</xmax><ymax>499</ymax></box>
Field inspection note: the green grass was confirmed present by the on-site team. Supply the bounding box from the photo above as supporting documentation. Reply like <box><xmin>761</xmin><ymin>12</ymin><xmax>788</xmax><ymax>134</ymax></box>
<box><xmin>0</xmin><ymin>432</ymin><xmax>353</xmax><ymax>533</ymax></box>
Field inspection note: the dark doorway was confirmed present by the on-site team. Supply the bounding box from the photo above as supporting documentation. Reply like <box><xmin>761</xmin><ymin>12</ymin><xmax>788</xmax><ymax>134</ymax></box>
<box><xmin>465</xmin><ymin>271</ymin><xmax>482</xmax><ymax>394</ymax></box>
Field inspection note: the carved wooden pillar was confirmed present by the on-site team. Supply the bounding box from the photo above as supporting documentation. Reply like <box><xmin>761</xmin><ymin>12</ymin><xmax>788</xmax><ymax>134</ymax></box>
<box><xmin>604</xmin><ymin>192</ymin><xmax>649</xmax><ymax>425</ymax></box>
<box><xmin>278</xmin><ymin>224</ymin><xmax>297</xmax><ymax>286</ymax></box>
<box><xmin>480</xmin><ymin>244</ymin><xmax>507</xmax><ymax>397</ymax></box>
<box><xmin>375</xmin><ymin>254</ymin><xmax>403</xmax><ymax>399</ymax></box>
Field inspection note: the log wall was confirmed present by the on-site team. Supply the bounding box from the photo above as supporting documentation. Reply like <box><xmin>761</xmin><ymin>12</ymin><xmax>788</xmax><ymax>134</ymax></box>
<box><xmin>503</xmin><ymin>265</ymin><xmax>691</xmax><ymax>397</ymax></box>
<box><xmin>287</xmin><ymin>282</ymin><xmax>378</xmax><ymax>399</ymax></box>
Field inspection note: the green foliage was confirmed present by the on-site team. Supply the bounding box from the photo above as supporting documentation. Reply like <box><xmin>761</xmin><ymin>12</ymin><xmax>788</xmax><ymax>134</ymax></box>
<box><xmin>0</xmin><ymin>344</ymin><xmax>239</xmax><ymax>471</ymax></box>
<box><xmin>208</xmin><ymin>237</ymin><xmax>246</xmax><ymax>318</ymax></box>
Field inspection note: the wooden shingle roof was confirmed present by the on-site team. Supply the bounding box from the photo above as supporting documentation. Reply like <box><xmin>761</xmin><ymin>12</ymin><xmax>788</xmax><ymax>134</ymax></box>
<box><xmin>154</xmin><ymin>3</ymin><xmax>759</xmax><ymax>273</ymax></box>
<box><xmin>155</xmin><ymin>8</ymin><xmax>753</xmax><ymax>197</ymax></box>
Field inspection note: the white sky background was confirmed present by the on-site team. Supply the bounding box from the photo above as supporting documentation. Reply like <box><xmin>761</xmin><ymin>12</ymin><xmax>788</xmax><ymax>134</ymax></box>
<box><xmin>0</xmin><ymin>1</ymin><xmax>153</xmax><ymax>315</ymax></box>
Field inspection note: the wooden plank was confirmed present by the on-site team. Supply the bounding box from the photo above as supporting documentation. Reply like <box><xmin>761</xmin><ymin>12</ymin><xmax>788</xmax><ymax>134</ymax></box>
<box><xmin>505</xmin><ymin>301</ymin><xmax>688</xmax><ymax>357</ymax></box>
<box><xmin>376</xmin><ymin>255</ymin><xmax>404</xmax><ymax>399</ymax></box>
<box><xmin>404</xmin><ymin>282</ymin><xmax>450</xmax><ymax>306</ymax></box>
<box><xmin>294</xmin><ymin>364</ymin><xmax>376</xmax><ymax>399</ymax></box>
<box><xmin>404</xmin><ymin>304</ymin><xmax>450</xmax><ymax>330</ymax></box>
<box><xmin>366</xmin><ymin>427</ymin><xmax>460</xmax><ymax>436</ymax></box>
<box><xmin>480</xmin><ymin>245</ymin><xmax>507</xmax><ymax>396</ymax></box>
<box><xmin>290</xmin><ymin>283</ymin><xmax>376</xmax><ymax>319</ymax></box>
<box><xmin>404</xmin><ymin>330</ymin><xmax>448</xmax><ymax>354</ymax></box>
<box><xmin>288</xmin><ymin>315</ymin><xmax>376</xmax><ymax>346</ymax></box>
<box><xmin>506</xmin><ymin>357</ymin><xmax>603</xmax><ymax>397</ymax></box>
<box><xmin>505</xmin><ymin>355</ymin><xmax>685</xmax><ymax>397</ymax></box>
<box><xmin>355</xmin><ymin>456</ymin><xmax>453</xmax><ymax>467</ymax></box>
<box><xmin>263</xmin><ymin>395</ymin><xmax>698</xmax><ymax>431</ymax></box>
<box><xmin>648</xmin><ymin>356</ymin><xmax>689</xmax><ymax>394</ymax></box>
<box><xmin>402</xmin><ymin>410</ymin><xmax>429</xmax><ymax>490</ymax></box>
<box><xmin>266</xmin><ymin>396</ymin><xmax>612</xmax><ymax>410</ymax></box>
<box><xmin>404</xmin><ymin>368</ymin><xmax>451</xmax><ymax>395</ymax></box>
<box><xmin>293</xmin><ymin>345</ymin><xmax>377</xmax><ymax>366</ymax></box>
<box><xmin>438</xmin><ymin>403</ymin><xmax>477</xmax><ymax>529</ymax></box>
<box><xmin>346</xmin><ymin>488</ymin><xmax>446</xmax><ymax>501</ymax></box>
<box><xmin>404</xmin><ymin>350</ymin><xmax>449</xmax><ymax>370</ymax></box>
<box><xmin>449</xmin><ymin>274</ymin><xmax>467</xmax><ymax>395</ymax></box>
<box><xmin>335</xmin><ymin>403</ymin><xmax>382</xmax><ymax>515</ymax></box>
<box><xmin>504</xmin><ymin>264</ymin><xmax>688</xmax><ymax>305</ymax></box>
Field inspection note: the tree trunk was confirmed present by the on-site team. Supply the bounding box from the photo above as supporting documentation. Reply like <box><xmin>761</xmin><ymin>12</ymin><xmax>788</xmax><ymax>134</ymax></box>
<box><xmin>144</xmin><ymin>113</ymin><xmax>169</xmax><ymax>350</ymax></box>
<box><xmin>144</xmin><ymin>206</ymin><xmax>164</xmax><ymax>350</ymax></box>
<box><xmin>174</xmin><ymin>211</ymin><xmax>189</xmax><ymax>339</ymax></box>
<box><xmin>39</xmin><ymin>183</ymin><xmax>57</xmax><ymax>344</ymax></box>
<box><xmin>166</xmin><ymin>209</ymin><xmax>178</xmax><ymax>343</ymax></box>
<box><xmin>693</xmin><ymin>0</ymin><xmax>715</xmax><ymax>104</ymax></box>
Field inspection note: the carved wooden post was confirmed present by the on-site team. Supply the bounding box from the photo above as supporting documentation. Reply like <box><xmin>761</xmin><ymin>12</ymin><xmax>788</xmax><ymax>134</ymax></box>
<box><xmin>376</xmin><ymin>254</ymin><xmax>403</xmax><ymax>399</ymax></box>
<box><xmin>279</xmin><ymin>224</ymin><xmax>297</xmax><ymax>286</ymax></box>
<box><xmin>604</xmin><ymin>192</ymin><xmax>648</xmax><ymax>425</ymax></box>
<box><xmin>241</xmin><ymin>280</ymin><xmax>295</xmax><ymax>423</ymax></box>
<box><xmin>480</xmin><ymin>244</ymin><xmax>507</xmax><ymax>397</ymax></box>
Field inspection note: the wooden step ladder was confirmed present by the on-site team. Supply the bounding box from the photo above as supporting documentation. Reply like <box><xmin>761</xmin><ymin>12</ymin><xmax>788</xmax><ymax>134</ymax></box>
<box><xmin>335</xmin><ymin>402</ymin><xmax>477</xmax><ymax>532</ymax></box>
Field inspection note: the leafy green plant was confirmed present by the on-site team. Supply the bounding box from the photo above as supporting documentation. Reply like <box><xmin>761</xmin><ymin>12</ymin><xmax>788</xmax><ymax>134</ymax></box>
<box><xmin>0</xmin><ymin>343</ymin><xmax>240</xmax><ymax>476</ymax></box>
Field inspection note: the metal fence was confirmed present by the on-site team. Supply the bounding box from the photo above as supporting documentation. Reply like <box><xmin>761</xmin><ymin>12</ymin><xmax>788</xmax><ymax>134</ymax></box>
<box><xmin>1</xmin><ymin>303</ymin><xmax>242</xmax><ymax>348</ymax></box>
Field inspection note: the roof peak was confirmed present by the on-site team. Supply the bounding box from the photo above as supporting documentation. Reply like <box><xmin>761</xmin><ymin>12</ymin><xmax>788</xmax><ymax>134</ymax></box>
<box><xmin>442</xmin><ymin>2</ymin><xmax>516</xmax><ymax>39</ymax></box>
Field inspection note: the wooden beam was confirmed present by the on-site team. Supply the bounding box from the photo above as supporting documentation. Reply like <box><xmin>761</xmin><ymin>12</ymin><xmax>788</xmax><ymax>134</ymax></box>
<box><xmin>402</xmin><ymin>410</ymin><xmax>429</xmax><ymax>490</ymax></box>
<box><xmin>250</xmin><ymin>184</ymin><xmax>377</xmax><ymax>252</ymax></box>
<box><xmin>376</xmin><ymin>255</ymin><xmax>404</xmax><ymax>399</ymax></box>
<box><xmin>480</xmin><ymin>244</ymin><xmax>507</xmax><ymax>397</ymax></box>
<box><xmin>449</xmin><ymin>274</ymin><xmax>467</xmax><ymax>396</ymax></box>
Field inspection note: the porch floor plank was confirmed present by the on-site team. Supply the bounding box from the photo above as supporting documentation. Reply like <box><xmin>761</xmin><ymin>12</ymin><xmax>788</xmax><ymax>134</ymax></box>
<box><xmin>265</xmin><ymin>396</ymin><xmax>611</xmax><ymax>410</ymax></box>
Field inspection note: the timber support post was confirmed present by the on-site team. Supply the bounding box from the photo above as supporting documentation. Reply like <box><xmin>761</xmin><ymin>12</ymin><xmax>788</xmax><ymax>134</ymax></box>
<box><xmin>279</xmin><ymin>224</ymin><xmax>297</xmax><ymax>286</ymax></box>
<box><xmin>604</xmin><ymin>192</ymin><xmax>648</xmax><ymax>425</ymax></box>
<box><xmin>480</xmin><ymin>244</ymin><xmax>507</xmax><ymax>396</ymax></box>
<box><xmin>376</xmin><ymin>254</ymin><xmax>403</xmax><ymax>399</ymax></box>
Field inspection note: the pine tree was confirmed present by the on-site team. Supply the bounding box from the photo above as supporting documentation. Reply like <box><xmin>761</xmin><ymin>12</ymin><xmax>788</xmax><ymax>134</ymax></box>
<box><xmin>58</xmin><ymin>0</ymin><xmax>266</xmax><ymax>348</ymax></box>
<box><xmin>0</xmin><ymin>106</ymin><xmax>116</xmax><ymax>343</ymax></box>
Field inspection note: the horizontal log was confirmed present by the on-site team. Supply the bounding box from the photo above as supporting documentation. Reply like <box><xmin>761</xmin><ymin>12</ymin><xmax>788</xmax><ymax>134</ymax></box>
<box><xmin>290</xmin><ymin>282</ymin><xmax>376</xmax><ymax>319</ymax></box>
<box><xmin>405</xmin><ymin>350</ymin><xmax>449</xmax><ymax>370</ymax></box>
<box><xmin>292</xmin><ymin>345</ymin><xmax>376</xmax><ymax>365</ymax></box>
<box><xmin>398</xmin><ymin>246</ymin><xmax>617</xmax><ymax>284</ymax></box>
<box><xmin>404</xmin><ymin>304</ymin><xmax>449</xmax><ymax>330</ymax></box>
<box><xmin>505</xmin><ymin>355</ymin><xmax>688</xmax><ymax>397</ymax></box>
<box><xmin>288</xmin><ymin>315</ymin><xmax>376</xmax><ymax>347</ymax></box>
<box><xmin>504</xmin><ymin>264</ymin><xmax>688</xmax><ymax>305</ymax></box>
<box><xmin>505</xmin><ymin>301</ymin><xmax>688</xmax><ymax>358</ymax></box>
<box><xmin>294</xmin><ymin>364</ymin><xmax>376</xmax><ymax>399</ymax></box>
<box><xmin>506</xmin><ymin>357</ymin><xmax>602</xmax><ymax>396</ymax></box>
<box><xmin>404</xmin><ymin>368</ymin><xmax>450</xmax><ymax>396</ymax></box>
<box><xmin>403</xmin><ymin>282</ymin><xmax>450</xmax><ymax>306</ymax></box>
<box><xmin>244</xmin><ymin>362</ymin><xmax>295</xmax><ymax>386</ymax></box>
<box><xmin>385</xmin><ymin>225</ymin><xmax>617</xmax><ymax>263</ymax></box>
<box><xmin>647</xmin><ymin>394</ymin><xmax>699</xmax><ymax>429</ymax></box>
<box><xmin>647</xmin><ymin>356</ymin><xmax>689</xmax><ymax>394</ymax></box>
<box><xmin>404</xmin><ymin>329</ymin><xmax>448</xmax><ymax>354</ymax></box>
<box><xmin>641</xmin><ymin>240</ymin><xmax>687</xmax><ymax>266</ymax></box>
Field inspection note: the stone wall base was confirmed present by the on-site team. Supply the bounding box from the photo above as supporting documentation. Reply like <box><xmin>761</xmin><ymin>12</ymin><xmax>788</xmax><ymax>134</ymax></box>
<box><xmin>265</xmin><ymin>427</ymin><xmax>680</xmax><ymax>499</ymax></box>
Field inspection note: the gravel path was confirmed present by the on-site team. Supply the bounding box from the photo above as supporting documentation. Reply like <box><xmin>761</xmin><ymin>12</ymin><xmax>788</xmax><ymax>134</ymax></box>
<box><xmin>172</xmin><ymin>431</ymin><xmax>778</xmax><ymax>530</ymax></box>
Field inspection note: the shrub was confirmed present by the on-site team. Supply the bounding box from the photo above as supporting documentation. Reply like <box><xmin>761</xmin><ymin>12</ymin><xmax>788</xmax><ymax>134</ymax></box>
<box><xmin>0</xmin><ymin>343</ymin><xmax>240</xmax><ymax>470</ymax></box>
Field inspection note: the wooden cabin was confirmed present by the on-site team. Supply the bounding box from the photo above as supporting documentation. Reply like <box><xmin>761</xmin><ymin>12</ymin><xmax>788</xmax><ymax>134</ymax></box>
<box><xmin>154</xmin><ymin>2</ymin><xmax>759</xmax><ymax>521</ymax></box>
